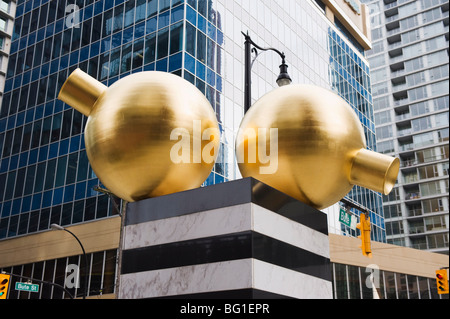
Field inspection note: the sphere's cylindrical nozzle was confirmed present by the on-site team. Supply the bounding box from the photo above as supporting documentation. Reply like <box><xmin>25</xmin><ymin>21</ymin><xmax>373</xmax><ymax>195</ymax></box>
<box><xmin>350</xmin><ymin>149</ymin><xmax>400</xmax><ymax>195</ymax></box>
<box><xmin>57</xmin><ymin>68</ymin><xmax>107</xmax><ymax>117</ymax></box>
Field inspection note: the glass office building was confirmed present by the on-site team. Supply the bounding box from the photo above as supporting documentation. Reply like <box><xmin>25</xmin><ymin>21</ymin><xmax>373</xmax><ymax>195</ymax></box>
<box><xmin>0</xmin><ymin>0</ymin><xmax>227</xmax><ymax>239</ymax></box>
<box><xmin>1</xmin><ymin>0</ymin><xmax>420</xmax><ymax>299</ymax></box>
<box><xmin>362</xmin><ymin>0</ymin><xmax>449</xmax><ymax>254</ymax></box>
<box><xmin>328</xmin><ymin>27</ymin><xmax>385</xmax><ymax>242</ymax></box>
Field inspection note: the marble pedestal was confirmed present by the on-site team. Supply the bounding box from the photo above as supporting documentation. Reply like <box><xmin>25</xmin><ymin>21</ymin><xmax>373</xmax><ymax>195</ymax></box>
<box><xmin>118</xmin><ymin>178</ymin><xmax>332</xmax><ymax>299</ymax></box>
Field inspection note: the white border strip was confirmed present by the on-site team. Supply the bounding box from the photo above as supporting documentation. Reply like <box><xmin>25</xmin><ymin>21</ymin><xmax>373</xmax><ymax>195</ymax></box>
<box><xmin>122</xmin><ymin>203</ymin><xmax>252</xmax><ymax>250</ymax></box>
<box><xmin>118</xmin><ymin>259</ymin><xmax>333</xmax><ymax>299</ymax></box>
<box><xmin>252</xmin><ymin>204</ymin><xmax>330</xmax><ymax>258</ymax></box>
<box><xmin>123</xmin><ymin>203</ymin><xmax>330</xmax><ymax>259</ymax></box>
<box><xmin>118</xmin><ymin>259</ymin><xmax>253</xmax><ymax>299</ymax></box>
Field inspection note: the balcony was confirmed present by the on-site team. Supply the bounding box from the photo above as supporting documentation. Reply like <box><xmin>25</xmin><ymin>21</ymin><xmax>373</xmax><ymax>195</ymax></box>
<box><xmin>393</xmin><ymin>95</ymin><xmax>408</xmax><ymax>107</ymax></box>
<box><xmin>397</xmin><ymin>127</ymin><xmax>412</xmax><ymax>137</ymax></box>
<box><xmin>409</xmin><ymin>225</ymin><xmax>425</xmax><ymax>235</ymax></box>
<box><xmin>401</xmin><ymin>153</ymin><xmax>450</xmax><ymax>168</ymax></box>
<box><xmin>426</xmin><ymin>225</ymin><xmax>448</xmax><ymax>233</ymax></box>
<box><xmin>390</xmin><ymin>58</ymin><xmax>405</xmax><ymax>71</ymax></box>
<box><xmin>386</xmin><ymin>19</ymin><xmax>400</xmax><ymax>33</ymax></box>
<box><xmin>392</xmin><ymin>82</ymin><xmax>408</xmax><ymax>93</ymax></box>
<box><xmin>384</xmin><ymin>3</ymin><xmax>399</xmax><ymax>22</ymax></box>
<box><xmin>384</xmin><ymin>1</ymin><xmax>398</xmax><ymax>10</ymax></box>
<box><xmin>406</xmin><ymin>208</ymin><xmax>423</xmax><ymax>217</ymax></box>
<box><xmin>403</xmin><ymin>174</ymin><xmax>419</xmax><ymax>184</ymax></box>
<box><xmin>389</xmin><ymin>54</ymin><xmax>405</xmax><ymax>64</ymax></box>
<box><xmin>404</xmin><ymin>192</ymin><xmax>420</xmax><ymax>201</ymax></box>
<box><xmin>388</xmin><ymin>40</ymin><xmax>403</xmax><ymax>50</ymax></box>
<box><xmin>390</xmin><ymin>68</ymin><xmax>406</xmax><ymax>78</ymax></box>
<box><xmin>385</xmin><ymin>14</ymin><xmax>399</xmax><ymax>23</ymax></box>
<box><xmin>399</xmin><ymin>143</ymin><xmax>414</xmax><ymax>152</ymax></box>
<box><xmin>400</xmin><ymin>158</ymin><xmax>416</xmax><ymax>168</ymax></box>
<box><xmin>395</xmin><ymin>111</ymin><xmax>411</xmax><ymax>122</ymax></box>
<box><xmin>410</xmin><ymin>242</ymin><xmax>428</xmax><ymax>250</ymax></box>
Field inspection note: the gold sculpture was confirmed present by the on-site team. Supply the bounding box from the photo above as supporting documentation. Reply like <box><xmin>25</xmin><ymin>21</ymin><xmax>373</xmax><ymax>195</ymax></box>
<box><xmin>58</xmin><ymin>69</ymin><xmax>220</xmax><ymax>202</ymax></box>
<box><xmin>236</xmin><ymin>84</ymin><xmax>400</xmax><ymax>209</ymax></box>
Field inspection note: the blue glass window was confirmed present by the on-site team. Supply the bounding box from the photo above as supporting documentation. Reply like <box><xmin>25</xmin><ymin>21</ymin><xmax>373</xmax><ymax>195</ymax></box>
<box><xmin>113</xmin><ymin>5</ymin><xmax>124</xmax><ymax>33</ymax></box>
<box><xmin>158</xmin><ymin>11</ymin><xmax>170</xmax><ymax>30</ymax></box>
<box><xmin>171</xmin><ymin>4</ymin><xmax>184</xmax><ymax>24</ymax></box>
<box><xmin>12</xmin><ymin>199</ymin><xmax>21</xmax><ymax>215</ymax></box>
<box><xmin>197</xmin><ymin>13</ymin><xmax>206</xmax><ymax>33</ymax></box>
<box><xmin>123</xmin><ymin>26</ymin><xmax>134</xmax><ymax>44</ymax></box>
<box><xmin>121</xmin><ymin>43</ymin><xmax>132</xmax><ymax>73</ymax></box>
<box><xmin>196</xmin><ymin>30</ymin><xmax>206</xmax><ymax>63</ymax></box>
<box><xmin>184</xmin><ymin>53</ymin><xmax>195</xmax><ymax>74</ymax></box>
<box><xmin>196</xmin><ymin>60</ymin><xmax>205</xmax><ymax>80</ymax></box>
<box><xmin>132</xmin><ymin>38</ymin><xmax>144</xmax><ymax>69</ymax></box>
<box><xmin>207</xmin><ymin>22</ymin><xmax>215</xmax><ymax>41</ymax></box>
<box><xmin>186</xmin><ymin>4</ymin><xmax>196</xmax><ymax>26</ymax></box>
<box><xmin>136</xmin><ymin>0</ymin><xmax>146</xmax><ymax>22</ymax></box>
<box><xmin>170</xmin><ymin>21</ymin><xmax>183</xmax><ymax>54</ymax></box>
<box><xmin>159</xmin><ymin>0</ymin><xmax>171</xmax><ymax>12</ymax></box>
<box><xmin>156</xmin><ymin>57</ymin><xmax>168</xmax><ymax>72</ymax></box>
<box><xmin>112</xmin><ymin>31</ymin><xmax>122</xmax><ymax>48</ymax></box>
<box><xmin>31</xmin><ymin>192</ymin><xmax>42</xmax><ymax>210</ymax></box>
<box><xmin>53</xmin><ymin>187</ymin><xmax>63</xmax><ymax>205</ymax></box>
<box><xmin>75</xmin><ymin>182</ymin><xmax>86</xmax><ymax>200</ymax></box>
<box><xmin>124</xmin><ymin>0</ymin><xmax>135</xmax><ymax>27</ymax></box>
<box><xmin>157</xmin><ymin>27</ymin><xmax>169</xmax><ymax>60</ymax></box>
<box><xmin>144</xmin><ymin>32</ymin><xmax>157</xmax><ymax>64</ymax></box>
<box><xmin>197</xmin><ymin>0</ymin><xmax>207</xmax><ymax>17</ymax></box>
<box><xmin>207</xmin><ymin>68</ymin><xmax>215</xmax><ymax>87</ymax></box>
<box><xmin>64</xmin><ymin>184</ymin><xmax>75</xmax><ymax>203</ymax></box>
<box><xmin>2</xmin><ymin>200</ymin><xmax>11</xmax><ymax>217</ymax></box>
<box><xmin>22</xmin><ymin>196</ymin><xmax>31</xmax><ymax>213</ymax></box>
<box><xmin>146</xmin><ymin>16</ymin><xmax>157</xmax><ymax>34</ymax></box>
<box><xmin>185</xmin><ymin>22</ymin><xmax>196</xmax><ymax>57</ymax></box>
<box><xmin>135</xmin><ymin>21</ymin><xmax>145</xmax><ymax>39</ymax></box>
<box><xmin>169</xmin><ymin>52</ymin><xmax>182</xmax><ymax>72</ymax></box>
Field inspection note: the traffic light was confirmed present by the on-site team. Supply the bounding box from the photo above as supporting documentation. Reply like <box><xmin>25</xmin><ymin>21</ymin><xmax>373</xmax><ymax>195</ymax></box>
<box><xmin>435</xmin><ymin>269</ymin><xmax>449</xmax><ymax>295</ymax></box>
<box><xmin>356</xmin><ymin>213</ymin><xmax>372</xmax><ymax>258</ymax></box>
<box><xmin>0</xmin><ymin>274</ymin><xmax>10</xmax><ymax>300</ymax></box>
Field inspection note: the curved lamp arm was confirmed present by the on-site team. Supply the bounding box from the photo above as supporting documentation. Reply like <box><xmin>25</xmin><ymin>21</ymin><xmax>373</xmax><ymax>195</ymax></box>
<box><xmin>242</xmin><ymin>31</ymin><xmax>291</xmax><ymax>113</ymax></box>
<box><xmin>242</xmin><ymin>31</ymin><xmax>286</xmax><ymax>65</ymax></box>
<box><xmin>51</xmin><ymin>224</ymin><xmax>88</xmax><ymax>299</ymax></box>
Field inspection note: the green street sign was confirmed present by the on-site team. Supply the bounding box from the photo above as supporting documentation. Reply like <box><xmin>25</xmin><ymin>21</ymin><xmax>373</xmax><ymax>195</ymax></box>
<box><xmin>15</xmin><ymin>282</ymin><xmax>39</xmax><ymax>293</ymax></box>
<box><xmin>339</xmin><ymin>208</ymin><xmax>352</xmax><ymax>228</ymax></box>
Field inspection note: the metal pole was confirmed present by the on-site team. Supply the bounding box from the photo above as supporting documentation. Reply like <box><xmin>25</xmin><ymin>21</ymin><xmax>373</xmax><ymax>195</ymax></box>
<box><xmin>115</xmin><ymin>200</ymin><xmax>127</xmax><ymax>299</ymax></box>
<box><xmin>62</xmin><ymin>228</ymin><xmax>88</xmax><ymax>300</ymax></box>
<box><xmin>244</xmin><ymin>32</ymin><xmax>252</xmax><ymax>114</ymax></box>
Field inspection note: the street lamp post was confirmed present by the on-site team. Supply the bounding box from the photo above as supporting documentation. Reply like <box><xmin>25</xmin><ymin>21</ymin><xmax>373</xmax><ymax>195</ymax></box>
<box><xmin>51</xmin><ymin>224</ymin><xmax>88</xmax><ymax>299</ymax></box>
<box><xmin>242</xmin><ymin>31</ymin><xmax>292</xmax><ymax>113</ymax></box>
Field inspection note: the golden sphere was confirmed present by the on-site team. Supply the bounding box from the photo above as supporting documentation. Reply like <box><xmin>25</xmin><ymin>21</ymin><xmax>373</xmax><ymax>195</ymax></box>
<box><xmin>236</xmin><ymin>84</ymin><xmax>399</xmax><ymax>209</ymax></box>
<box><xmin>60</xmin><ymin>70</ymin><xmax>219</xmax><ymax>202</ymax></box>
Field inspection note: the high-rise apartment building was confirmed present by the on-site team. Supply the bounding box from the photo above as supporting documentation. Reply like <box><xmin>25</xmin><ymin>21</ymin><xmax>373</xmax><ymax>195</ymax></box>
<box><xmin>363</xmin><ymin>0</ymin><xmax>449</xmax><ymax>254</ymax></box>
<box><xmin>1</xmin><ymin>0</ymin><xmax>446</xmax><ymax>299</ymax></box>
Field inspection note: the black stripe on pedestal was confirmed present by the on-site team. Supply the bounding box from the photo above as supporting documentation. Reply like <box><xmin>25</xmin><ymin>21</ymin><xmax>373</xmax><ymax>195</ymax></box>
<box><xmin>121</xmin><ymin>231</ymin><xmax>331</xmax><ymax>282</ymax></box>
<box><xmin>126</xmin><ymin>178</ymin><xmax>328</xmax><ymax>235</ymax></box>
